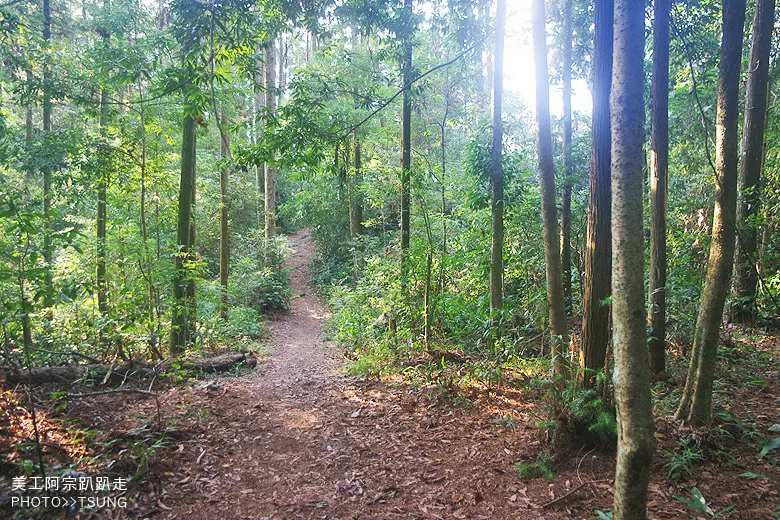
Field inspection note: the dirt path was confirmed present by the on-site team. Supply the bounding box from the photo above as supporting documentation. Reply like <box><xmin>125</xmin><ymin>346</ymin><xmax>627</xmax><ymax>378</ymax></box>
<box><xmin>129</xmin><ymin>230</ymin><xmax>580</xmax><ymax>520</ymax></box>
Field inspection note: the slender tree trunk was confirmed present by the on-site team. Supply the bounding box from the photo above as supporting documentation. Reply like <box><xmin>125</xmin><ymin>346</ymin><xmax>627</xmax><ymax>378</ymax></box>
<box><xmin>170</xmin><ymin>115</ymin><xmax>197</xmax><ymax>355</ymax></box>
<box><xmin>676</xmin><ymin>0</ymin><xmax>746</xmax><ymax>426</ymax></box>
<box><xmin>97</xmin><ymin>88</ymin><xmax>109</xmax><ymax>333</ymax></box>
<box><xmin>349</xmin><ymin>134</ymin><xmax>364</xmax><ymax>237</ymax></box>
<box><xmin>561</xmin><ymin>0</ymin><xmax>573</xmax><ymax>313</ymax></box>
<box><xmin>219</xmin><ymin>113</ymin><xmax>230</xmax><ymax>322</ymax></box>
<box><xmin>489</xmin><ymin>0</ymin><xmax>506</xmax><ymax>316</ymax></box>
<box><xmin>25</xmin><ymin>68</ymin><xmax>33</xmax><ymax>147</ymax></box>
<box><xmin>532</xmin><ymin>0</ymin><xmax>568</xmax><ymax>369</ymax></box>
<box><xmin>610</xmin><ymin>1</ymin><xmax>654</xmax><ymax>517</ymax></box>
<box><xmin>400</xmin><ymin>0</ymin><xmax>413</xmax><ymax>280</ymax></box>
<box><xmin>254</xmin><ymin>49</ymin><xmax>265</xmax><ymax>233</ymax></box>
<box><xmin>278</xmin><ymin>32</ymin><xmax>287</xmax><ymax>103</ymax></box>
<box><xmin>476</xmin><ymin>0</ymin><xmax>488</xmax><ymax>117</ymax></box>
<box><xmin>648</xmin><ymin>0</ymin><xmax>670</xmax><ymax>373</ymax></box>
<box><xmin>264</xmin><ymin>40</ymin><xmax>277</xmax><ymax>248</ymax></box>
<box><xmin>42</xmin><ymin>0</ymin><xmax>53</xmax><ymax>307</ymax></box>
<box><xmin>732</xmin><ymin>0</ymin><xmax>775</xmax><ymax>322</ymax></box>
<box><xmin>580</xmin><ymin>0</ymin><xmax>613</xmax><ymax>386</ymax></box>
<box><xmin>137</xmin><ymin>79</ymin><xmax>158</xmax><ymax>343</ymax></box>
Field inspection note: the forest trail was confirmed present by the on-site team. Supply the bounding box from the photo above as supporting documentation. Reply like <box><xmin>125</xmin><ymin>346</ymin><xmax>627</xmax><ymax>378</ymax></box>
<box><xmin>130</xmin><ymin>231</ymin><xmax>594</xmax><ymax>520</ymax></box>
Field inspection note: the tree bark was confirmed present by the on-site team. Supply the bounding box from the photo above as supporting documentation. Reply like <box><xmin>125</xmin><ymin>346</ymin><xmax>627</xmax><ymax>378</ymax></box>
<box><xmin>349</xmin><ymin>134</ymin><xmax>364</xmax><ymax>237</ymax></box>
<box><xmin>264</xmin><ymin>40</ymin><xmax>277</xmax><ymax>247</ymax></box>
<box><xmin>42</xmin><ymin>0</ymin><xmax>53</xmax><ymax>307</ymax></box>
<box><xmin>732</xmin><ymin>0</ymin><xmax>775</xmax><ymax>322</ymax></box>
<box><xmin>648</xmin><ymin>0</ymin><xmax>670</xmax><ymax>373</ymax></box>
<box><xmin>97</xmin><ymin>88</ymin><xmax>109</xmax><ymax>337</ymax></box>
<box><xmin>169</xmin><ymin>115</ymin><xmax>197</xmax><ymax>355</ymax></box>
<box><xmin>2</xmin><ymin>353</ymin><xmax>258</xmax><ymax>386</ymax></box>
<box><xmin>532</xmin><ymin>0</ymin><xmax>568</xmax><ymax>370</ymax></box>
<box><xmin>219</xmin><ymin>113</ymin><xmax>230</xmax><ymax>322</ymax></box>
<box><xmin>580</xmin><ymin>0</ymin><xmax>613</xmax><ymax>386</ymax></box>
<box><xmin>676</xmin><ymin>0</ymin><xmax>745</xmax><ymax>426</ymax></box>
<box><xmin>254</xmin><ymin>48</ymin><xmax>265</xmax><ymax>233</ymax></box>
<box><xmin>561</xmin><ymin>0</ymin><xmax>573</xmax><ymax>313</ymax></box>
<box><xmin>25</xmin><ymin>68</ymin><xmax>33</xmax><ymax>147</ymax></box>
<box><xmin>400</xmin><ymin>0</ymin><xmax>413</xmax><ymax>280</ymax></box>
<box><xmin>489</xmin><ymin>0</ymin><xmax>506</xmax><ymax>316</ymax></box>
<box><xmin>610</xmin><ymin>1</ymin><xmax>654</xmax><ymax>517</ymax></box>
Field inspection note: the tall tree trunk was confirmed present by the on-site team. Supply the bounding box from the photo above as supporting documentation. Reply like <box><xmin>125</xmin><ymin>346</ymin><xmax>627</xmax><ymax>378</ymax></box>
<box><xmin>648</xmin><ymin>0</ymin><xmax>670</xmax><ymax>373</ymax></box>
<box><xmin>532</xmin><ymin>0</ymin><xmax>568</xmax><ymax>370</ymax></box>
<box><xmin>137</xmin><ymin>79</ymin><xmax>158</xmax><ymax>345</ymax></box>
<box><xmin>25</xmin><ymin>68</ymin><xmax>33</xmax><ymax>147</ymax></box>
<box><xmin>264</xmin><ymin>40</ymin><xmax>277</xmax><ymax>248</ymax></box>
<box><xmin>489</xmin><ymin>0</ymin><xmax>506</xmax><ymax>316</ymax></box>
<box><xmin>349</xmin><ymin>134</ymin><xmax>364</xmax><ymax>237</ymax></box>
<box><xmin>610</xmin><ymin>1</ymin><xmax>654</xmax><ymax>517</ymax></box>
<box><xmin>561</xmin><ymin>0</ymin><xmax>573</xmax><ymax>313</ymax></box>
<box><xmin>732</xmin><ymin>0</ymin><xmax>775</xmax><ymax>322</ymax></box>
<box><xmin>42</xmin><ymin>0</ymin><xmax>53</xmax><ymax>307</ymax></box>
<box><xmin>400</xmin><ymin>0</ymin><xmax>413</xmax><ymax>280</ymax></box>
<box><xmin>97</xmin><ymin>88</ymin><xmax>109</xmax><ymax>336</ymax></box>
<box><xmin>476</xmin><ymin>0</ymin><xmax>488</xmax><ymax>117</ymax></box>
<box><xmin>254</xmin><ymin>49</ymin><xmax>265</xmax><ymax>233</ymax></box>
<box><xmin>676</xmin><ymin>0</ymin><xmax>746</xmax><ymax>426</ymax></box>
<box><xmin>219</xmin><ymin>114</ymin><xmax>230</xmax><ymax>322</ymax></box>
<box><xmin>169</xmin><ymin>115</ymin><xmax>197</xmax><ymax>355</ymax></box>
<box><xmin>278</xmin><ymin>32</ymin><xmax>287</xmax><ymax>103</ymax></box>
<box><xmin>579</xmin><ymin>0</ymin><xmax>613</xmax><ymax>386</ymax></box>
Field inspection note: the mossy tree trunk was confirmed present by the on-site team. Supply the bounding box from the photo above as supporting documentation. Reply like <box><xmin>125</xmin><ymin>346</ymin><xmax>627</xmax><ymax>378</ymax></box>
<box><xmin>676</xmin><ymin>0</ymin><xmax>746</xmax><ymax>426</ymax></box>
<box><xmin>610</xmin><ymin>0</ymin><xmax>654</xmax><ymax>517</ymax></box>
<box><xmin>732</xmin><ymin>0</ymin><xmax>775</xmax><ymax>322</ymax></box>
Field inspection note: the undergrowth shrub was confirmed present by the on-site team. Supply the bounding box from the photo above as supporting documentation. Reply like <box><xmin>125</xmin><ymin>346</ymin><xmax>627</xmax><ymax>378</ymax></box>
<box><xmin>229</xmin><ymin>239</ymin><xmax>291</xmax><ymax>313</ymax></box>
<box><xmin>530</xmin><ymin>370</ymin><xmax>617</xmax><ymax>459</ymax></box>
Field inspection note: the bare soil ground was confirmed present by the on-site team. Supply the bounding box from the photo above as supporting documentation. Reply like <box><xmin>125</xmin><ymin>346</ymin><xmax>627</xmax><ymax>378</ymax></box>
<box><xmin>2</xmin><ymin>230</ymin><xmax>779</xmax><ymax>519</ymax></box>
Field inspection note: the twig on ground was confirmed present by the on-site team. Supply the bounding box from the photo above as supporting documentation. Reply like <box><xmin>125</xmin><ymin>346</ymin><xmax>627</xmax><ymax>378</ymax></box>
<box><xmin>65</xmin><ymin>388</ymin><xmax>155</xmax><ymax>399</ymax></box>
<box><xmin>541</xmin><ymin>481</ymin><xmax>589</xmax><ymax>509</ymax></box>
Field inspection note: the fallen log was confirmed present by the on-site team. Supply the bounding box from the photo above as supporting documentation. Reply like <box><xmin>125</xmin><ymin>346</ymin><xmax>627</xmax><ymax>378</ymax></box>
<box><xmin>1</xmin><ymin>353</ymin><xmax>257</xmax><ymax>386</ymax></box>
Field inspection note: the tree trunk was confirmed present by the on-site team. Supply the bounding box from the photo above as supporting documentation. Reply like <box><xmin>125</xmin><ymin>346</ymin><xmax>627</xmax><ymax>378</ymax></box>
<box><xmin>489</xmin><ymin>0</ymin><xmax>506</xmax><ymax>317</ymax></box>
<box><xmin>264</xmin><ymin>40</ymin><xmax>277</xmax><ymax>248</ymax></box>
<box><xmin>3</xmin><ymin>353</ymin><xmax>258</xmax><ymax>386</ymax></box>
<box><xmin>610</xmin><ymin>1</ymin><xmax>654</xmax><ymax>517</ymax></box>
<box><xmin>561</xmin><ymin>0</ymin><xmax>573</xmax><ymax>313</ymax></box>
<box><xmin>97</xmin><ymin>88</ymin><xmax>109</xmax><ymax>338</ymax></box>
<box><xmin>676</xmin><ymin>0</ymin><xmax>745</xmax><ymax>426</ymax></box>
<box><xmin>25</xmin><ymin>68</ymin><xmax>33</xmax><ymax>147</ymax></box>
<box><xmin>169</xmin><ymin>115</ymin><xmax>197</xmax><ymax>355</ymax></box>
<box><xmin>42</xmin><ymin>0</ymin><xmax>53</xmax><ymax>308</ymax></box>
<box><xmin>219</xmin><ymin>113</ymin><xmax>230</xmax><ymax>322</ymax></box>
<box><xmin>254</xmin><ymin>48</ymin><xmax>265</xmax><ymax>233</ymax></box>
<box><xmin>579</xmin><ymin>0</ymin><xmax>613</xmax><ymax>386</ymax></box>
<box><xmin>531</xmin><ymin>0</ymin><xmax>568</xmax><ymax>370</ymax></box>
<box><xmin>400</xmin><ymin>0</ymin><xmax>413</xmax><ymax>280</ymax></box>
<box><xmin>349</xmin><ymin>134</ymin><xmax>364</xmax><ymax>237</ymax></box>
<box><xmin>648</xmin><ymin>0</ymin><xmax>670</xmax><ymax>373</ymax></box>
<box><xmin>732</xmin><ymin>0</ymin><xmax>775</xmax><ymax>322</ymax></box>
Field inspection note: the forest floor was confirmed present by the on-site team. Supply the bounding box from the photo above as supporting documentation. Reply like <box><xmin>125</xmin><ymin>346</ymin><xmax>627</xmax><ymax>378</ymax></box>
<box><xmin>2</xmin><ymin>230</ymin><xmax>779</xmax><ymax>519</ymax></box>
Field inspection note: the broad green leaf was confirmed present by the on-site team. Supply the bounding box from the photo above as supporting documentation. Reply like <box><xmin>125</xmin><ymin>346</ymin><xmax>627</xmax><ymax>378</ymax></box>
<box><xmin>760</xmin><ymin>438</ymin><xmax>780</xmax><ymax>459</ymax></box>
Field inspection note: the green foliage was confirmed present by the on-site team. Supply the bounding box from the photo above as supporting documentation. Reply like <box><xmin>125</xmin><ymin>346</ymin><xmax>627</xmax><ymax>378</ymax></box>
<box><xmin>665</xmin><ymin>437</ymin><xmax>705</xmax><ymax>484</ymax></box>
<box><xmin>531</xmin><ymin>370</ymin><xmax>617</xmax><ymax>453</ymax></box>
<box><xmin>673</xmin><ymin>487</ymin><xmax>735</xmax><ymax>518</ymax></box>
<box><xmin>515</xmin><ymin>454</ymin><xmax>555</xmax><ymax>480</ymax></box>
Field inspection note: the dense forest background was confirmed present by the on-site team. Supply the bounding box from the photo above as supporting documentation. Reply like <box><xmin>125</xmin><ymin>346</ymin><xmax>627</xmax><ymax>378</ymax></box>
<box><xmin>1</xmin><ymin>0</ymin><xmax>779</xmax><ymax>517</ymax></box>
